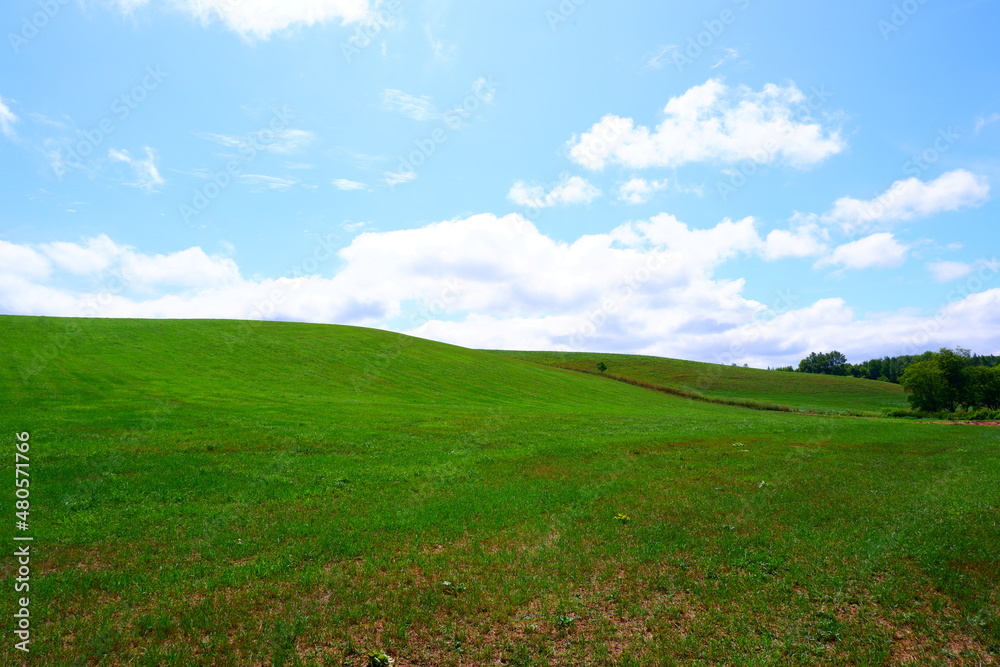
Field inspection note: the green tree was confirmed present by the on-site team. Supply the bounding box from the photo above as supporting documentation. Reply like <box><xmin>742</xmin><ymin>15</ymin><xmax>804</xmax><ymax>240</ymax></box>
<box><xmin>965</xmin><ymin>365</ymin><xmax>1000</xmax><ymax>410</ymax></box>
<box><xmin>900</xmin><ymin>359</ymin><xmax>953</xmax><ymax>412</ymax></box>
<box><xmin>797</xmin><ymin>351</ymin><xmax>849</xmax><ymax>376</ymax></box>
<box><xmin>935</xmin><ymin>348</ymin><xmax>969</xmax><ymax>410</ymax></box>
<box><xmin>596</xmin><ymin>361</ymin><xmax>607</xmax><ymax>373</ymax></box>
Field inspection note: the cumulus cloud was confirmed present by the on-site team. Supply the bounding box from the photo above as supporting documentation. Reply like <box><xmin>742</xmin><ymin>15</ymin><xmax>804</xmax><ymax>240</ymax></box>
<box><xmin>818</xmin><ymin>169</ymin><xmax>990</xmax><ymax>233</ymax></box>
<box><xmin>0</xmin><ymin>241</ymin><xmax>50</xmax><ymax>281</ymax></box>
<box><xmin>507</xmin><ymin>175</ymin><xmax>601</xmax><ymax>208</ymax></box>
<box><xmin>108</xmin><ymin>147</ymin><xmax>164</xmax><ymax>192</ymax></box>
<box><xmin>568</xmin><ymin>79</ymin><xmax>845</xmax><ymax>171</ymax></box>
<box><xmin>113</xmin><ymin>0</ymin><xmax>373</xmax><ymax>39</ymax></box>
<box><xmin>927</xmin><ymin>260</ymin><xmax>973</xmax><ymax>283</ymax></box>
<box><xmin>761</xmin><ymin>224</ymin><xmax>828</xmax><ymax>260</ymax></box>
<box><xmin>617</xmin><ymin>178</ymin><xmax>669</xmax><ymax>204</ymax></box>
<box><xmin>816</xmin><ymin>233</ymin><xmax>909</xmax><ymax>271</ymax></box>
<box><xmin>4</xmin><ymin>218</ymin><xmax>998</xmax><ymax>367</ymax></box>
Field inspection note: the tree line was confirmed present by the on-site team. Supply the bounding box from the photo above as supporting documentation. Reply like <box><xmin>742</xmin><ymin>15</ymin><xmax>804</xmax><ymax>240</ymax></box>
<box><xmin>773</xmin><ymin>349</ymin><xmax>1000</xmax><ymax>384</ymax></box>
<box><xmin>772</xmin><ymin>348</ymin><xmax>1000</xmax><ymax>413</ymax></box>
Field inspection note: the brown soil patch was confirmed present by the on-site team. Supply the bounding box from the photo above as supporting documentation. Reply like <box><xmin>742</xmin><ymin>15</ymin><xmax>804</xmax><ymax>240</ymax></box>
<box><xmin>925</xmin><ymin>420</ymin><xmax>1000</xmax><ymax>426</ymax></box>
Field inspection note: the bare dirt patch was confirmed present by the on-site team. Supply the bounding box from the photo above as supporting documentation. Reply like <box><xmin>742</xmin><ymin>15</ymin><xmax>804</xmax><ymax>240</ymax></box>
<box><xmin>925</xmin><ymin>421</ymin><xmax>1000</xmax><ymax>426</ymax></box>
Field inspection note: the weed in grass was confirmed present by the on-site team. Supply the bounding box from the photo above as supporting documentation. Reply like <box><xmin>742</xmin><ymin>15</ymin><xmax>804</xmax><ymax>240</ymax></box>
<box><xmin>366</xmin><ymin>650</ymin><xmax>393</xmax><ymax>666</ymax></box>
<box><xmin>441</xmin><ymin>580</ymin><xmax>466</xmax><ymax>595</ymax></box>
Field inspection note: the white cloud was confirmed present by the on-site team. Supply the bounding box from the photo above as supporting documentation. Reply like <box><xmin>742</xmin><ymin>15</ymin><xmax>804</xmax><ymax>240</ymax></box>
<box><xmin>617</xmin><ymin>178</ymin><xmax>669</xmax><ymax>204</ymax></box>
<box><xmin>761</xmin><ymin>224</ymin><xmax>828</xmax><ymax>260</ymax></box>
<box><xmin>927</xmin><ymin>260</ymin><xmax>973</xmax><ymax>283</ymax></box>
<box><xmin>0</xmin><ymin>236</ymin><xmax>239</xmax><ymax>301</ymax></box>
<box><xmin>39</xmin><ymin>235</ymin><xmax>120</xmax><ymax>275</ymax></box>
<box><xmin>0</xmin><ymin>95</ymin><xmax>17</xmax><ymax>138</ymax></box>
<box><xmin>642</xmin><ymin>45</ymin><xmax>678</xmax><ymax>70</ymax></box>
<box><xmin>113</xmin><ymin>0</ymin><xmax>373</xmax><ymax>39</ymax></box>
<box><xmin>108</xmin><ymin>147</ymin><xmax>164</xmax><ymax>192</ymax></box>
<box><xmin>332</xmin><ymin>178</ymin><xmax>368</xmax><ymax>191</ymax></box>
<box><xmin>4</xmin><ymin>220</ymin><xmax>999</xmax><ymax>367</ymax></box>
<box><xmin>382</xmin><ymin>89</ymin><xmax>438</xmax><ymax>121</ymax></box>
<box><xmin>0</xmin><ymin>241</ymin><xmax>50</xmax><ymax>280</ymax></box>
<box><xmin>382</xmin><ymin>170</ymin><xmax>416</xmax><ymax>187</ymax></box>
<box><xmin>239</xmin><ymin>174</ymin><xmax>297</xmax><ymax>191</ymax></box>
<box><xmin>974</xmin><ymin>112</ymin><xmax>1000</xmax><ymax>135</ymax></box>
<box><xmin>816</xmin><ymin>233</ymin><xmax>909</xmax><ymax>270</ymax></box>
<box><xmin>568</xmin><ymin>79</ymin><xmax>845</xmax><ymax>170</ymax></box>
<box><xmin>508</xmin><ymin>175</ymin><xmax>601</xmax><ymax>208</ymax></box>
<box><xmin>818</xmin><ymin>169</ymin><xmax>990</xmax><ymax>233</ymax></box>
<box><xmin>198</xmin><ymin>128</ymin><xmax>315</xmax><ymax>154</ymax></box>
<box><xmin>120</xmin><ymin>247</ymin><xmax>241</xmax><ymax>289</ymax></box>
<box><xmin>710</xmin><ymin>48</ymin><xmax>740</xmax><ymax>69</ymax></box>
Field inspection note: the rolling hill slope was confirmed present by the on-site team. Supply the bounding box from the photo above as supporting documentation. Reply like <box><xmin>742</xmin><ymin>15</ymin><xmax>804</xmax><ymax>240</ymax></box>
<box><xmin>0</xmin><ymin>315</ymin><xmax>996</xmax><ymax>666</ymax></box>
<box><xmin>494</xmin><ymin>350</ymin><xmax>910</xmax><ymax>414</ymax></box>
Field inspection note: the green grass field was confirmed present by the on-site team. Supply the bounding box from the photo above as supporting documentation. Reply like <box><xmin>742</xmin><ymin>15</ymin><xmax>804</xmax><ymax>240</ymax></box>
<box><xmin>494</xmin><ymin>351</ymin><xmax>910</xmax><ymax>414</ymax></box>
<box><xmin>1</xmin><ymin>315</ymin><xmax>998</xmax><ymax>666</ymax></box>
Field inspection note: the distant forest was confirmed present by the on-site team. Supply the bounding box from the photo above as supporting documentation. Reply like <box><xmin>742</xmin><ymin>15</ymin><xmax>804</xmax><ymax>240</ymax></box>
<box><xmin>772</xmin><ymin>349</ymin><xmax>1000</xmax><ymax>384</ymax></box>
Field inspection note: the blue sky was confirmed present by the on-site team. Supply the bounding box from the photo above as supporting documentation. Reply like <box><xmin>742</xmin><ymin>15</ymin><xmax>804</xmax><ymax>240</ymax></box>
<box><xmin>1</xmin><ymin>0</ymin><xmax>998</xmax><ymax>366</ymax></box>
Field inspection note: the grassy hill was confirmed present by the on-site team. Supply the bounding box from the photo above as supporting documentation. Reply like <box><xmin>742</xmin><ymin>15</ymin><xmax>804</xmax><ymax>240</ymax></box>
<box><xmin>1</xmin><ymin>315</ymin><xmax>997</xmax><ymax>666</ymax></box>
<box><xmin>494</xmin><ymin>350</ymin><xmax>909</xmax><ymax>414</ymax></box>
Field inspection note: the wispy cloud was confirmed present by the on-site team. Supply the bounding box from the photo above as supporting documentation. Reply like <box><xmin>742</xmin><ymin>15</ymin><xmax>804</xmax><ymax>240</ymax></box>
<box><xmin>108</xmin><ymin>147</ymin><xmax>164</xmax><ymax>192</ymax></box>
<box><xmin>332</xmin><ymin>178</ymin><xmax>368</xmax><ymax>191</ymax></box>
<box><xmin>197</xmin><ymin>128</ymin><xmax>315</xmax><ymax>154</ymax></box>
<box><xmin>381</xmin><ymin>89</ymin><xmax>439</xmax><ymax>121</ymax></box>
<box><xmin>425</xmin><ymin>24</ymin><xmax>456</xmax><ymax>62</ymax></box>
<box><xmin>239</xmin><ymin>174</ymin><xmax>297</xmax><ymax>191</ymax></box>
<box><xmin>382</xmin><ymin>170</ymin><xmax>416</xmax><ymax>187</ymax></box>
<box><xmin>710</xmin><ymin>47</ymin><xmax>740</xmax><ymax>69</ymax></box>
<box><xmin>974</xmin><ymin>112</ymin><xmax>1000</xmax><ymax>135</ymax></box>
<box><xmin>0</xmin><ymin>95</ymin><xmax>18</xmax><ymax>139</ymax></box>
<box><xmin>642</xmin><ymin>45</ymin><xmax>678</xmax><ymax>70</ymax></box>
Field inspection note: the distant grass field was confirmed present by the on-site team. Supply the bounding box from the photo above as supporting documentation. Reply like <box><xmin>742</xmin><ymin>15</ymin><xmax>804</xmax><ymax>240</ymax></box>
<box><xmin>1</xmin><ymin>315</ymin><xmax>998</xmax><ymax>666</ymax></box>
<box><xmin>495</xmin><ymin>350</ymin><xmax>910</xmax><ymax>414</ymax></box>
